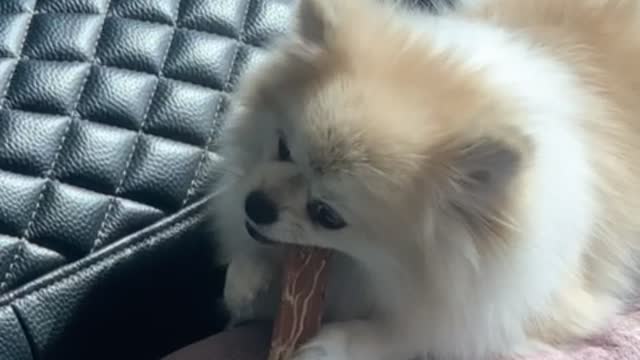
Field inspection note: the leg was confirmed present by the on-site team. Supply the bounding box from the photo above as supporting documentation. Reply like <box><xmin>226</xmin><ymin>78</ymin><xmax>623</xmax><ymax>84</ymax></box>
<box><xmin>292</xmin><ymin>320</ymin><xmax>414</xmax><ymax>360</ymax></box>
<box><xmin>223</xmin><ymin>249</ymin><xmax>280</xmax><ymax>325</ymax></box>
<box><xmin>526</xmin><ymin>283</ymin><xmax>621</xmax><ymax>347</ymax></box>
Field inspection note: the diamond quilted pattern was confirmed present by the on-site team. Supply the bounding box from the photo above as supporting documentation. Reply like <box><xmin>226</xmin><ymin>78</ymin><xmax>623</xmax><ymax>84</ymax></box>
<box><xmin>164</xmin><ymin>29</ymin><xmax>237</xmax><ymax>89</ymax></box>
<box><xmin>27</xmin><ymin>182</ymin><xmax>111</xmax><ymax>258</ymax></box>
<box><xmin>6</xmin><ymin>61</ymin><xmax>90</xmax><ymax>115</ymax></box>
<box><xmin>91</xmin><ymin>197</ymin><xmax>163</xmax><ymax>249</ymax></box>
<box><xmin>36</xmin><ymin>0</ymin><xmax>109</xmax><ymax>13</ymax></box>
<box><xmin>178</xmin><ymin>0</ymin><xmax>248</xmax><ymax>37</ymax></box>
<box><xmin>0</xmin><ymin>0</ymin><xmax>297</xmax><ymax>297</ymax></box>
<box><xmin>96</xmin><ymin>17</ymin><xmax>173</xmax><ymax>73</ymax></box>
<box><xmin>146</xmin><ymin>79</ymin><xmax>223</xmax><ymax>146</ymax></box>
<box><xmin>0</xmin><ymin>171</ymin><xmax>45</xmax><ymax>236</ymax></box>
<box><xmin>0</xmin><ymin>14</ymin><xmax>30</xmax><ymax>58</ymax></box>
<box><xmin>54</xmin><ymin>120</ymin><xmax>138</xmax><ymax>193</ymax></box>
<box><xmin>77</xmin><ymin>66</ymin><xmax>158</xmax><ymax>129</ymax></box>
<box><xmin>0</xmin><ymin>59</ymin><xmax>17</xmax><ymax>95</ymax></box>
<box><xmin>23</xmin><ymin>14</ymin><xmax>103</xmax><ymax>61</ymax></box>
<box><xmin>0</xmin><ymin>235</ymin><xmax>65</xmax><ymax>293</ymax></box>
<box><xmin>119</xmin><ymin>136</ymin><xmax>203</xmax><ymax>210</ymax></box>
<box><xmin>0</xmin><ymin>111</ymin><xmax>70</xmax><ymax>176</ymax></box>
<box><xmin>0</xmin><ymin>1</ymin><xmax>36</xmax><ymax>14</ymax></box>
<box><xmin>242</xmin><ymin>0</ymin><xmax>292</xmax><ymax>46</ymax></box>
<box><xmin>111</xmin><ymin>0</ymin><xmax>179</xmax><ymax>25</ymax></box>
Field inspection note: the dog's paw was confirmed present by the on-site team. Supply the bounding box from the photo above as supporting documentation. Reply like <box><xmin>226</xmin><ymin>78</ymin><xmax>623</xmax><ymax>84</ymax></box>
<box><xmin>291</xmin><ymin>329</ymin><xmax>350</xmax><ymax>360</ymax></box>
<box><xmin>292</xmin><ymin>322</ymin><xmax>384</xmax><ymax>360</ymax></box>
<box><xmin>292</xmin><ymin>345</ymin><xmax>347</xmax><ymax>360</ymax></box>
<box><xmin>510</xmin><ymin>340</ymin><xmax>557</xmax><ymax>357</ymax></box>
<box><xmin>223</xmin><ymin>254</ymin><xmax>274</xmax><ymax>323</ymax></box>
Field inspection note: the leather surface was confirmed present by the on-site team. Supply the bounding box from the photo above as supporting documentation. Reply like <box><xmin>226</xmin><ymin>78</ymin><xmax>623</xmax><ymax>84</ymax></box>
<box><xmin>0</xmin><ymin>0</ymin><xmax>294</xmax><ymax>358</ymax></box>
<box><xmin>0</xmin><ymin>0</ymin><xmax>451</xmax><ymax>359</ymax></box>
<box><xmin>0</xmin><ymin>0</ymin><xmax>292</xmax><ymax>294</ymax></box>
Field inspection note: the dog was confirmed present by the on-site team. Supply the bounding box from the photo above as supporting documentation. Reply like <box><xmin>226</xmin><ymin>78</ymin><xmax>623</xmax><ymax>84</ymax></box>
<box><xmin>212</xmin><ymin>0</ymin><xmax>640</xmax><ymax>358</ymax></box>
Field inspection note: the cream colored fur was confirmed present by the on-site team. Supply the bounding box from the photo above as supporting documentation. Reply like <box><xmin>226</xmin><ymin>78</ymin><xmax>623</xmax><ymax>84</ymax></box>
<box><xmin>212</xmin><ymin>0</ymin><xmax>640</xmax><ymax>359</ymax></box>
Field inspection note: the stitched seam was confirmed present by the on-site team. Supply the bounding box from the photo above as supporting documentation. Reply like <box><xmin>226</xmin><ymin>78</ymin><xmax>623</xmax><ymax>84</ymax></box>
<box><xmin>2</xmin><ymin>56</ymin><xmax>238</xmax><ymax>93</ymax></box>
<box><xmin>76</xmin><ymin>0</ymin><xmax>120</xmax><ymax>253</ymax></box>
<box><xmin>0</xmin><ymin>8</ymin><xmax>35</xmax><ymax>109</ymax></box>
<box><xmin>161</xmin><ymin>17</ymin><xmax>266</xmax><ymax>48</ymax></box>
<box><xmin>0</xmin><ymin>196</ymin><xmax>209</xmax><ymax>306</ymax></box>
<box><xmin>20</xmin><ymin>0</ymin><xmax>109</xmax><ymax>242</ymax></box>
<box><xmin>2</xmin><ymin>101</ymin><xmax>218</xmax><ymax>149</ymax></box>
<box><xmin>0</xmin><ymin>241</ymin><xmax>24</xmax><ymax>292</ymax></box>
<box><xmin>23</xmin><ymin>64</ymin><xmax>97</xmax><ymax>242</ymax></box>
<box><xmin>2</xmin><ymin>0</ymin><xmax>111</xmax><ymax>290</ymax></box>
<box><xmin>0</xmin><ymin>10</ymin><xmax>267</xmax><ymax>48</ymax></box>
<box><xmin>0</xmin><ymin>169</ymin><xmax>164</xmax><ymax>215</ymax></box>
<box><xmin>91</xmin><ymin>0</ymin><xmax>181</xmax><ymax>252</ymax></box>
<box><xmin>180</xmin><ymin>0</ymin><xmax>253</xmax><ymax>208</ymax></box>
<box><xmin>10</xmin><ymin>304</ymin><xmax>37</xmax><ymax>360</ymax></box>
<box><xmin>0</xmin><ymin>232</ymin><xmax>83</xmax><ymax>254</ymax></box>
<box><xmin>178</xmin><ymin>94</ymin><xmax>226</xmax><ymax>208</ymax></box>
<box><xmin>172</xmin><ymin>22</ymin><xmax>264</xmax><ymax>48</ymax></box>
<box><xmin>66</xmin><ymin>0</ymin><xmax>113</xmax><ymax>119</ymax></box>
<box><xmin>20</xmin><ymin>110</ymin><xmax>74</xmax><ymax>240</ymax></box>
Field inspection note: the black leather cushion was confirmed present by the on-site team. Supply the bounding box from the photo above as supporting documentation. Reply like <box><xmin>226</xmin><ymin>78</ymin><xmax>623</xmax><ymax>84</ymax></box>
<box><xmin>0</xmin><ymin>0</ymin><xmax>294</xmax><ymax>359</ymax></box>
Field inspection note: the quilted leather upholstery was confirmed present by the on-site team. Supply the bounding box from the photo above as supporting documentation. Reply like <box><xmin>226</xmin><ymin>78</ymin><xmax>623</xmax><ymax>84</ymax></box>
<box><xmin>0</xmin><ymin>0</ymin><xmax>293</xmax><ymax>295</ymax></box>
<box><xmin>0</xmin><ymin>0</ymin><xmax>294</xmax><ymax>358</ymax></box>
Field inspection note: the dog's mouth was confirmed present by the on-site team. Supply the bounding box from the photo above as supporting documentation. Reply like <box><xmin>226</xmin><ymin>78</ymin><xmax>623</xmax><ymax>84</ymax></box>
<box><xmin>245</xmin><ymin>221</ymin><xmax>277</xmax><ymax>245</ymax></box>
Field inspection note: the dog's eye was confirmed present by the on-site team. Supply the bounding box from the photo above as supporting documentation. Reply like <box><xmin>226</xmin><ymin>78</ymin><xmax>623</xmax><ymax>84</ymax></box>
<box><xmin>277</xmin><ymin>136</ymin><xmax>291</xmax><ymax>162</ymax></box>
<box><xmin>307</xmin><ymin>200</ymin><xmax>346</xmax><ymax>230</ymax></box>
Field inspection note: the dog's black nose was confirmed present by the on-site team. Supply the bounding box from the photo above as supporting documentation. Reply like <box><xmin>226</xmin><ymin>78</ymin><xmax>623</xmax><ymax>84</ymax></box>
<box><xmin>244</xmin><ymin>190</ymin><xmax>278</xmax><ymax>225</ymax></box>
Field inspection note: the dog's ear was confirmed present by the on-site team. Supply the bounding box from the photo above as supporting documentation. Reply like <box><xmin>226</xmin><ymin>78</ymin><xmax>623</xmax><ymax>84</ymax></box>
<box><xmin>450</xmin><ymin>139</ymin><xmax>523</xmax><ymax>201</ymax></box>
<box><xmin>295</xmin><ymin>0</ymin><xmax>375</xmax><ymax>47</ymax></box>
<box><xmin>294</xmin><ymin>0</ymin><xmax>340</xmax><ymax>47</ymax></box>
<box><xmin>439</xmin><ymin>137</ymin><xmax>528</xmax><ymax>228</ymax></box>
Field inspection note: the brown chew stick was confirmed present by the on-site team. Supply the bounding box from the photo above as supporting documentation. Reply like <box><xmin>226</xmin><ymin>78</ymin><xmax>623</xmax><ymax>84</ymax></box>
<box><xmin>267</xmin><ymin>245</ymin><xmax>332</xmax><ymax>360</ymax></box>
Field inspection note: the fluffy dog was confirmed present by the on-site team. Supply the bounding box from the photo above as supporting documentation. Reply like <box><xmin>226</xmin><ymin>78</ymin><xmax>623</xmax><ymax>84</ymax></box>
<box><xmin>212</xmin><ymin>0</ymin><xmax>640</xmax><ymax>358</ymax></box>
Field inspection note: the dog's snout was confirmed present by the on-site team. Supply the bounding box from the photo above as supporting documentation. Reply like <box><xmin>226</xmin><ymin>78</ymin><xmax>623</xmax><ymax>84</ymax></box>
<box><xmin>245</xmin><ymin>190</ymin><xmax>278</xmax><ymax>225</ymax></box>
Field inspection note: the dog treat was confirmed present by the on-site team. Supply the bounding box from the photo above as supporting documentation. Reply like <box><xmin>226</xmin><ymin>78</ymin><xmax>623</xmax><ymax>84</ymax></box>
<box><xmin>267</xmin><ymin>245</ymin><xmax>332</xmax><ymax>360</ymax></box>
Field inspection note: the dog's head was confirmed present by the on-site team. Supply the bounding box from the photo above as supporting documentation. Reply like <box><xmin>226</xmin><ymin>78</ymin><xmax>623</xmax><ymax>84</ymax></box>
<box><xmin>218</xmin><ymin>0</ymin><xmax>531</xmax><ymax>273</ymax></box>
